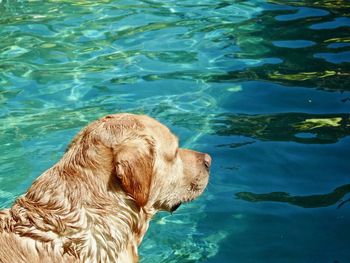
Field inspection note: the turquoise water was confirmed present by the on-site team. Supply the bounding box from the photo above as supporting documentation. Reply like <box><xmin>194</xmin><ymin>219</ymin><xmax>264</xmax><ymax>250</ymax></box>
<box><xmin>1</xmin><ymin>0</ymin><xmax>350</xmax><ymax>262</ymax></box>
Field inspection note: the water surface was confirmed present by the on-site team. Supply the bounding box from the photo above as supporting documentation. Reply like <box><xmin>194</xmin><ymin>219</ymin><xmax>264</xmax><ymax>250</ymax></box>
<box><xmin>1</xmin><ymin>0</ymin><xmax>350</xmax><ymax>262</ymax></box>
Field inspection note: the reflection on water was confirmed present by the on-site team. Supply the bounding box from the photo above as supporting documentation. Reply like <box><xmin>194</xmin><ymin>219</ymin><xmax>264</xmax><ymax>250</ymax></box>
<box><xmin>212</xmin><ymin>113</ymin><xmax>350</xmax><ymax>144</ymax></box>
<box><xmin>206</xmin><ymin>1</ymin><xmax>350</xmax><ymax>91</ymax></box>
<box><xmin>268</xmin><ymin>0</ymin><xmax>350</xmax><ymax>9</ymax></box>
<box><xmin>1</xmin><ymin>0</ymin><xmax>350</xmax><ymax>262</ymax></box>
<box><xmin>236</xmin><ymin>184</ymin><xmax>350</xmax><ymax>208</ymax></box>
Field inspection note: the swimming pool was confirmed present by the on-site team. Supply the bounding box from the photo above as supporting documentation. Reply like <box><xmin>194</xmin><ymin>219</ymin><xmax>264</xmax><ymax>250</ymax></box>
<box><xmin>1</xmin><ymin>0</ymin><xmax>349</xmax><ymax>262</ymax></box>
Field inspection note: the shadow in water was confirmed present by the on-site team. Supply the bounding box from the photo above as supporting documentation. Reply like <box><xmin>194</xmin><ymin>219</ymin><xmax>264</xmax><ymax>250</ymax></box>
<box><xmin>236</xmin><ymin>184</ymin><xmax>350</xmax><ymax>208</ymax></box>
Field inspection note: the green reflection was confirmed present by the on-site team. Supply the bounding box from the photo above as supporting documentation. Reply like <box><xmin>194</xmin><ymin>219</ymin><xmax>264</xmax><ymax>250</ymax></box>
<box><xmin>268</xmin><ymin>0</ymin><xmax>350</xmax><ymax>9</ymax></box>
<box><xmin>204</xmin><ymin>1</ymin><xmax>350</xmax><ymax>91</ymax></box>
<box><xmin>236</xmin><ymin>184</ymin><xmax>350</xmax><ymax>208</ymax></box>
<box><xmin>212</xmin><ymin>113</ymin><xmax>350</xmax><ymax>144</ymax></box>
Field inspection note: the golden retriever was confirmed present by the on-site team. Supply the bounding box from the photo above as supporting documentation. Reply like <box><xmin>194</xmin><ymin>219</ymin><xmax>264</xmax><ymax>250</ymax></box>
<box><xmin>0</xmin><ymin>113</ymin><xmax>211</xmax><ymax>263</ymax></box>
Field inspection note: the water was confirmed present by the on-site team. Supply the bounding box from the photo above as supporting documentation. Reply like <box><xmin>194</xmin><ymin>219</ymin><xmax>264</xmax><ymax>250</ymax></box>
<box><xmin>1</xmin><ymin>0</ymin><xmax>349</xmax><ymax>262</ymax></box>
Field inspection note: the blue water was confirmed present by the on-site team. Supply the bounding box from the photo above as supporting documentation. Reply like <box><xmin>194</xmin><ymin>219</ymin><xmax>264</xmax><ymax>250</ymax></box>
<box><xmin>1</xmin><ymin>0</ymin><xmax>350</xmax><ymax>262</ymax></box>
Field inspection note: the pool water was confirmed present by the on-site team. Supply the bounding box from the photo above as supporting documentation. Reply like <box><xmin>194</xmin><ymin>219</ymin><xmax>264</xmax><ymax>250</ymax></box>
<box><xmin>1</xmin><ymin>0</ymin><xmax>350</xmax><ymax>262</ymax></box>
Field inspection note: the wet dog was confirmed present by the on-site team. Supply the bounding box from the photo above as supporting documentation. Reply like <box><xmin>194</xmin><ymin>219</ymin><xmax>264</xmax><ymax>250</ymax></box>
<box><xmin>0</xmin><ymin>113</ymin><xmax>211</xmax><ymax>263</ymax></box>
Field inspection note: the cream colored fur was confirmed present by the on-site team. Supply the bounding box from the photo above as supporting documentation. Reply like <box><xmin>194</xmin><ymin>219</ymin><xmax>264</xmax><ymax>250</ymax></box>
<box><xmin>0</xmin><ymin>113</ymin><xmax>210</xmax><ymax>263</ymax></box>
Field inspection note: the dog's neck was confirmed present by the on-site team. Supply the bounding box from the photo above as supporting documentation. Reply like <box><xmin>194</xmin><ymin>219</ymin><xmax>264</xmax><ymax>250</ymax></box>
<box><xmin>0</xmin><ymin>161</ymin><xmax>154</xmax><ymax>263</ymax></box>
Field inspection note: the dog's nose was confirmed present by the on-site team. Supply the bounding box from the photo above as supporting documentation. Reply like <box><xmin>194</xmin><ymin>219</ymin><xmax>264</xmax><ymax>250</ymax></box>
<box><xmin>204</xmin><ymin>154</ymin><xmax>212</xmax><ymax>170</ymax></box>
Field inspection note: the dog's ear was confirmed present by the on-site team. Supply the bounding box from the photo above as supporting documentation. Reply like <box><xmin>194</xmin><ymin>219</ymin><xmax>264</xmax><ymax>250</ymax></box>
<box><xmin>114</xmin><ymin>137</ymin><xmax>154</xmax><ymax>207</ymax></box>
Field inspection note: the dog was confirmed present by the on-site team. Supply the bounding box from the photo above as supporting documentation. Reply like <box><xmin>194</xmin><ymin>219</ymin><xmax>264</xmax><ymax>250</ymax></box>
<box><xmin>0</xmin><ymin>113</ymin><xmax>211</xmax><ymax>263</ymax></box>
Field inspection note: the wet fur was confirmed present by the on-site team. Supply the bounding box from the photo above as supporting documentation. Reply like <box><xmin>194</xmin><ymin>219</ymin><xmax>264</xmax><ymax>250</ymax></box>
<box><xmin>0</xmin><ymin>113</ymin><xmax>210</xmax><ymax>263</ymax></box>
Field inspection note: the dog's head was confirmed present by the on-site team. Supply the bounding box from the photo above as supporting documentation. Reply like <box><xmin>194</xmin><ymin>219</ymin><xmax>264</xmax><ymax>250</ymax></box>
<box><xmin>66</xmin><ymin>113</ymin><xmax>211</xmax><ymax>212</ymax></box>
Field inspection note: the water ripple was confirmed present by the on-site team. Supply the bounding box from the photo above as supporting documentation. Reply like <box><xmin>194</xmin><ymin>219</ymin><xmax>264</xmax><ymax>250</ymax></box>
<box><xmin>0</xmin><ymin>1</ymin><xmax>350</xmax><ymax>262</ymax></box>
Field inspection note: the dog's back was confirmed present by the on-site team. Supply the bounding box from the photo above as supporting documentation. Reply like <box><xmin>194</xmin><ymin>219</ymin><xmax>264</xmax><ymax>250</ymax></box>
<box><xmin>0</xmin><ymin>208</ymin><xmax>78</xmax><ymax>263</ymax></box>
